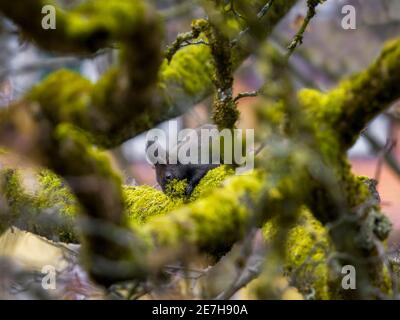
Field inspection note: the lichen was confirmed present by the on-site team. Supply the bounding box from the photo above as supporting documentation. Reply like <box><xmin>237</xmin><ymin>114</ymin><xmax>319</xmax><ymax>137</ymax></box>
<box><xmin>0</xmin><ymin>168</ymin><xmax>78</xmax><ymax>242</ymax></box>
<box><xmin>34</xmin><ymin>169</ymin><xmax>79</xmax><ymax>242</ymax></box>
<box><xmin>159</xmin><ymin>44</ymin><xmax>214</xmax><ymax>110</ymax></box>
<box><xmin>134</xmin><ymin>169</ymin><xmax>265</xmax><ymax>255</ymax></box>
<box><xmin>263</xmin><ymin>208</ymin><xmax>331</xmax><ymax>299</ymax></box>
<box><xmin>165</xmin><ymin>178</ymin><xmax>188</xmax><ymax>199</ymax></box>
<box><xmin>28</xmin><ymin>69</ymin><xmax>93</xmax><ymax>130</ymax></box>
<box><xmin>190</xmin><ymin>165</ymin><xmax>235</xmax><ymax>201</ymax></box>
<box><xmin>123</xmin><ymin>185</ymin><xmax>183</xmax><ymax>224</ymax></box>
<box><xmin>0</xmin><ymin>164</ymin><xmax>236</xmax><ymax>240</ymax></box>
<box><xmin>299</xmin><ymin>38</ymin><xmax>400</xmax><ymax>150</ymax></box>
<box><xmin>0</xmin><ymin>168</ymin><xmax>31</xmax><ymax>229</ymax></box>
<box><xmin>125</xmin><ymin>165</ymin><xmax>235</xmax><ymax>225</ymax></box>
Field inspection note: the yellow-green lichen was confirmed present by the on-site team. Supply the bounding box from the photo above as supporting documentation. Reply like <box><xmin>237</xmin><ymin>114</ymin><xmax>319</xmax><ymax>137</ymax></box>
<box><xmin>125</xmin><ymin>165</ymin><xmax>235</xmax><ymax>225</ymax></box>
<box><xmin>123</xmin><ymin>185</ymin><xmax>184</xmax><ymax>224</ymax></box>
<box><xmin>263</xmin><ymin>208</ymin><xmax>331</xmax><ymax>300</ymax></box>
<box><xmin>0</xmin><ymin>169</ymin><xmax>31</xmax><ymax>229</ymax></box>
<box><xmin>28</xmin><ymin>69</ymin><xmax>92</xmax><ymax>127</ymax></box>
<box><xmin>165</xmin><ymin>178</ymin><xmax>188</xmax><ymax>199</ymax></box>
<box><xmin>136</xmin><ymin>169</ymin><xmax>265</xmax><ymax>255</ymax></box>
<box><xmin>0</xmin><ymin>165</ymin><xmax>236</xmax><ymax>240</ymax></box>
<box><xmin>34</xmin><ymin>170</ymin><xmax>79</xmax><ymax>242</ymax></box>
<box><xmin>36</xmin><ymin>169</ymin><xmax>78</xmax><ymax>218</ymax></box>
<box><xmin>190</xmin><ymin>165</ymin><xmax>235</xmax><ymax>201</ymax></box>
<box><xmin>0</xmin><ymin>168</ymin><xmax>79</xmax><ymax>242</ymax></box>
<box><xmin>159</xmin><ymin>44</ymin><xmax>214</xmax><ymax>106</ymax></box>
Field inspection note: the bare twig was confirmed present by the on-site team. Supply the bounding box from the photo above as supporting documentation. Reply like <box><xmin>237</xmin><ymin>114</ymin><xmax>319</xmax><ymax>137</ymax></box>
<box><xmin>231</xmin><ymin>0</ymin><xmax>275</xmax><ymax>46</ymax></box>
<box><xmin>286</xmin><ymin>0</ymin><xmax>325</xmax><ymax>59</ymax></box>
<box><xmin>215</xmin><ymin>256</ymin><xmax>263</xmax><ymax>300</ymax></box>
<box><xmin>363</xmin><ymin>133</ymin><xmax>400</xmax><ymax>181</ymax></box>
<box><xmin>215</xmin><ymin>228</ymin><xmax>260</xmax><ymax>300</ymax></box>
<box><xmin>234</xmin><ymin>90</ymin><xmax>259</xmax><ymax>103</ymax></box>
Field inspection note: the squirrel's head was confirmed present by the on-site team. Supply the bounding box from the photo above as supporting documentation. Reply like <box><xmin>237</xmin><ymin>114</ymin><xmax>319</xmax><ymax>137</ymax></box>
<box><xmin>146</xmin><ymin>138</ymin><xmax>188</xmax><ymax>192</ymax></box>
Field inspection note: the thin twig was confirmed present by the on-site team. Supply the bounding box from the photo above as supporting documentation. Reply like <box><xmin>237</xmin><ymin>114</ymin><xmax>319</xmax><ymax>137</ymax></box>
<box><xmin>180</xmin><ymin>40</ymin><xmax>209</xmax><ymax>49</ymax></box>
<box><xmin>215</xmin><ymin>228</ymin><xmax>260</xmax><ymax>300</ymax></box>
<box><xmin>225</xmin><ymin>0</ymin><xmax>245</xmax><ymax>20</ymax></box>
<box><xmin>286</xmin><ymin>0</ymin><xmax>325</xmax><ymax>59</ymax></box>
<box><xmin>231</xmin><ymin>0</ymin><xmax>275</xmax><ymax>46</ymax></box>
<box><xmin>363</xmin><ymin>133</ymin><xmax>400</xmax><ymax>181</ymax></box>
<box><xmin>215</xmin><ymin>257</ymin><xmax>263</xmax><ymax>300</ymax></box>
<box><xmin>234</xmin><ymin>90</ymin><xmax>259</xmax><ymax>102</ymax></box>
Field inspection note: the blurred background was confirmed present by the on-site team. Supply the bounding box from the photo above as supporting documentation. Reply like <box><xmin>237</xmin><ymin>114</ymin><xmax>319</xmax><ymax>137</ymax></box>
<box><xmin>0</xmin><ymin>0</ymin><xmax>400</xmax><ymax>298</ymax></box>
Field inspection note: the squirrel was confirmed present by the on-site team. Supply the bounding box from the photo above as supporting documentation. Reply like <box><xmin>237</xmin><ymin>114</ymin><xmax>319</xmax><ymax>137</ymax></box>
<box><xmin>146</xmin><ymin>124</ymin><xmax>221</xmax><ymax>196</ymax></box>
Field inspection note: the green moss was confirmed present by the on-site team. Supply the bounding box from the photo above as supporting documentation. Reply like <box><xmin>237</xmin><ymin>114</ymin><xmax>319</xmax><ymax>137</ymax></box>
<box><xmin>66</xmin><ymin>0</ymin><xmax>147</xmax><ymax>42</ymax></box>
<box><xmin>125</xmin><ymin>165</ymin><xmax>235</xmax><ymax>225</ymax></box>
<box><xmin>299</xmin><ymin>38</ymin><xmax>400</xmax><ymax>150</ymax></box>
<box><xmin>191</xmin><ymin>19</ymin><xmax>209</xmax><ymax>34</ymax></box>
<box><xmin>165</xmin><ymin>178</ymin><xmax>188</xmax><ymax>198</ymax></box>
<box><xmin>190</xmin><ymin>165</ymin><xmax>235</xmax><ymax>201</ymax></box>
<box><xmin>263</xmin><ymin>208</ymin><xmax>331</xmax><ymax>299</ymax></box>
<box><xmin>135</xmin><ymin>170</ymin><xmax>265</xmax><ymax>255</ymax></box>
<box><xmin>0</xmin><ymin>165</ymin><xmax>235</xmax><ymax>240</ymax></box>
<box><xmin>0</xmin><ymin>0</ymin><xmax>152</xmax><ymax>54</ymax></box>
<box><xmin>28</xmin><ymin>69</ymin><xmax>92</xmax><ymax>128</ymax></box>
<box><xmin>34</xmin><ymin>170</ymin><xmax>79</xmax><ymax>242</ymax></box>
<box><xmin>90</xmin><ymin>68</ymin><xmax>120</xmax><ymax>117</ymax></box>
<box><xmin>0</xmin><ymin>168</ymin><xmax>79</xmax><ymax>242</ymax></box>
<box><xmin>0</xmin><ymin>169</ymin><xmax>30</xmax><ymax>222</ymax></box>
<box><xmin>159</xmin><ymin>44</ymin><xmax>214</xmax><ymax>110</ymax></box>
<box><xmin>36</xmin><ymin>169</ymin><xmax>78</xmax><ymax>218</ymax></box>
<box><xmin>123</xmin><ymin>185</ymin><xmax>184</xmax><ymax>224</ymax></box>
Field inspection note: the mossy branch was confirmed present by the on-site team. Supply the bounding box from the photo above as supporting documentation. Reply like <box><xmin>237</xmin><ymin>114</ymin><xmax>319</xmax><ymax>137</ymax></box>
<box><xmin>0</xmin><ymin>0</ymin><xmax>296</xmax><ymax>148</ymax></box>
<box><xmin>0</xmin><ymin>0</ymin><xmax>298</xmax><ymax>288</ymax></box>
<box><xmin>0</xmin><ymin>0</ymin><xmax>163</xmax><ymax>147</ymax></box>
<box><xmin>288</xmin><ymin>39</ymin><xmax>400</xmax><ymax>298</ymax></box>
<box><xmin>299</xmin><ymin>38</ymin><xmax>400</xmax><ymax>149</ymax></box>
<box><xmin>0</xmin><ymin>0</ymin><xmax>154</xmax><ymax>54</ymax></box>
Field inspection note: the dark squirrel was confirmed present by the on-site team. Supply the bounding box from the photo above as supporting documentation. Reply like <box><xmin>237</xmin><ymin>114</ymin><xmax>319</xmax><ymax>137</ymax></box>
<box><xmin>146</xmin><ymin>124</ymin><xmax>220</xmax><ymax>196</ymax></box>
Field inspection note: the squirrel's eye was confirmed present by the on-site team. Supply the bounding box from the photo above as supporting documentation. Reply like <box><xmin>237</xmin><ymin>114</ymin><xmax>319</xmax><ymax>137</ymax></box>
<box><xmin>165</xmin><ymin>173</ymin><xmax>173</xmax><ymax>180</ymax></box>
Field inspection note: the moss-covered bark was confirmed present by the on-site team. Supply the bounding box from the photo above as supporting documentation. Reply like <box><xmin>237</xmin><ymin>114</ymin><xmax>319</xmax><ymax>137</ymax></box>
<box><xmin>0</xmin><ymin>165</ymin><xmax>235</xmax><ymax>242</ymax></box>
<box><xmin>0</xmin><ymin>0</ymin><xmax>399</xmax><ymax>298</ymax></box>
<box><xmin>0</xmin><ymin>0</ymin><xmax>296</xmax><ymax>148</ymax></box>
<box><xmin>0</xmin><ymin>163</ymin><xmax>333</xmax><ymax>297</ymax></box>
<box><xmin>299</xmin><ymin>38</ymin><xmax>400</xmax><ymax>149</ymax></box>
<box><xmin>0</xmin><ymin>0</ymin><xmax>298</xmax><ymax>286</ymax></box>
<box><xmin>290</xmin><ymin>40</ymin><xmax>400</xmax><ymax>297</ymax></box>
<box><xmin>0</xmin><ymin>164</ymin><xmax>358</xmax><ymax>299</ymax></box>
